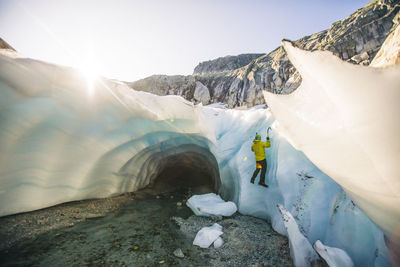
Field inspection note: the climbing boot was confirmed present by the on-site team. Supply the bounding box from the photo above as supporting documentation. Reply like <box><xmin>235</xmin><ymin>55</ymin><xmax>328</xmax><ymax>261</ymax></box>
<box><xmin>258</xmin><ymin>182</ymin><xmax>268</xmax><ymax>188</ymax></box>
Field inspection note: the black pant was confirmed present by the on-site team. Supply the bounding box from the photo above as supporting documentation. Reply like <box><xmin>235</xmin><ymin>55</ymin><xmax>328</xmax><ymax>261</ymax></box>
<box><xmin>250</xmin><ymin>159</ymin><xmax>267</xmax><ymax>184</ymax></box>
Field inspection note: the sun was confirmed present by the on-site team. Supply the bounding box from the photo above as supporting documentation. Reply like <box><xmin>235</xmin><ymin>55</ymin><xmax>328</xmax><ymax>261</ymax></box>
<box><xmin>78</xmin><ymin>46</ymin><xmax>101</xmax><ymax>97</ymax></box>
<box><xmin>81</xmin><ymin>64</ymin><xmax>99</xmax><ymax>95</ymax></box>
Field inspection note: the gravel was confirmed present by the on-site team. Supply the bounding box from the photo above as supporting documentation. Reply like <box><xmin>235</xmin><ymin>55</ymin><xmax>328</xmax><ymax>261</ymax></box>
<box><xmin>0</xmin><ymin>189</ymin><xmax>293</xmax><ymax>266</ymax></box>
<box><xmin>172</xmin><ymin>215</ymin><xmax>293</xmax><ymax>266</ymax></box>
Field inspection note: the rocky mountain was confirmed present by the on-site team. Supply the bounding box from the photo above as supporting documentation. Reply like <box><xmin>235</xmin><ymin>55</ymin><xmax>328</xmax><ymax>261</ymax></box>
<box><xmin>129</xmin><ymin>75</ymin><xmax>197</xmax><ymax>99</ymax></box>
<box><xmin>193</xmin><ymin>54</ymin><xmax>264</xmax><ymax>75</ymax></box>
<box><xmin>370</xmin><ymin>18</ymin><xmax>400</xmax><ymax>66</ymax></box>
<box><xmin>128</xmin><ymin>0</ymin><xmax>400</xmax><ymax>108</ymax></box>
<box><xmin>0</xmin><ymin>38</ymin><xmax>15</xmax><ymax>51</ymax></box>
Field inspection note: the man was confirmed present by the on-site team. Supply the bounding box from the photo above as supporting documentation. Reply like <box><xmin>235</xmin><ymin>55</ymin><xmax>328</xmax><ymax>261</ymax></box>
<box><xmin>250</xmin><ymin>134</ymin><xmax>271</xmax><ymax>187</ymax></box>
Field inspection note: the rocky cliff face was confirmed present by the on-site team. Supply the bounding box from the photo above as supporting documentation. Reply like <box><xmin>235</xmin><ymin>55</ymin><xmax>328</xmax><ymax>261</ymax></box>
<box><xmin>370</xmin><ymin>23</ymin><xmax>400</xmax><ymax>66</ymax></box>
<box><xmin>128</xmin><ymin>0</ymin><xmax>400</xmax><ymax>108</ymax></box>
<box><xmin>128</xmin><ymin>75</ymin><xmax>197</xmax><ymax>100</ymax></box>
<box><xmin>193</xmin><ymin>54</ymin><xmax>264</xmax><ymax>75</ymax></box>
<box><xmin>0</xmin><ymin>38</ymin><xmax>15</xmax><ymax>51</ymax></box>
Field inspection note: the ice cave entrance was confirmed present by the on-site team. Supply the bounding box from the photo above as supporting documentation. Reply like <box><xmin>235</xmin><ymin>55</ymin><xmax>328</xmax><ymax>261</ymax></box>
<box><xmin>121</xmin><ymin>144</ymin><xmax>221</xmax><ymax>196</ymax></box>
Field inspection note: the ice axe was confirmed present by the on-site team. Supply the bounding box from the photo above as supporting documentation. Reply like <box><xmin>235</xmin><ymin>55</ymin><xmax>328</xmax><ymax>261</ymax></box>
<box><xmin>267</xmin><ymin>127</ymin><xmax>272</xmax><ymax>139</ymax></box>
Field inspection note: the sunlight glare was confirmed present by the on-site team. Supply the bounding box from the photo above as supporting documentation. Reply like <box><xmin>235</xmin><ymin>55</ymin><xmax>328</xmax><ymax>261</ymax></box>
<box><xmin>79</xmin><ymin>44</ymin><xmax>101</xmax><ymax>97</ymax></box>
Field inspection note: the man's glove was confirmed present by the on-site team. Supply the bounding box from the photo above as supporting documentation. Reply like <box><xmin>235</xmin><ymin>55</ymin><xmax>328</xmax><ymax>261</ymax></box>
<box><xmin>267</xmin><ymin>137</ymin><xmax>270</xmax><ymax>141</ymax></box>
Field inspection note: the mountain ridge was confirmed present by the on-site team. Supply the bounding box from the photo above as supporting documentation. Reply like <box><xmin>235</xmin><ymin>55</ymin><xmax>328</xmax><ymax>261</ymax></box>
<box><xmin>128</xmin><ymin>0</ymin><xmax>400</xmax><ymax>108</ymax></box>
<box><xmin>193</xmin><ymin>53</ymin><xmax>265</xmax><ymax>75</ymax></box>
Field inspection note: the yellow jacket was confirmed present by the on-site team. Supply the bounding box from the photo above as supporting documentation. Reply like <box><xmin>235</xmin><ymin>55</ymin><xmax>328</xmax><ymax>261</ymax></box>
<box><xmin>251</xmin><ymin>140</ymin><xmax>271</xmax><ymax>161</ymax></box>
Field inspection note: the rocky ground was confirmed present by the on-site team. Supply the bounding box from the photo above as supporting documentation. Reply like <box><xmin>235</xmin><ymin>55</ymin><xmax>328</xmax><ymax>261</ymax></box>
<box><xmin>172</xmin><ymin>215</ymin><xmax>292</xmax><ymax>266</ymax></box>
<box><xmin>0</xmin><ymin>187</ymin><xmax>293</xmax><ymax>267</ymax></box>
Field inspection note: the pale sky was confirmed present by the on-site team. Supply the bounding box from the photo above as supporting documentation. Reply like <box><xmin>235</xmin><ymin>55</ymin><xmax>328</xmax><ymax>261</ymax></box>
<box><xmin>0</xmin><ymin>0</ymin><xmax>370</xmax><ymax>81</ymax></box>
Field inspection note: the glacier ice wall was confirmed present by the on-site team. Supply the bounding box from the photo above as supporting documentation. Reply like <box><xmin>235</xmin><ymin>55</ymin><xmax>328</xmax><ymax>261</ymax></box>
<box><xmin>0</xmin><ymin>49</ymin><xmax>394</xmax><ymax>266</ymax></box>
<box><xmin>0</xmin><ymin>52</ymin><xmax>225</xmax><ymax>215</ymax></box>
<box><xmin>0</xmin><ymin>51</ymin><xmax>274</xmax><ymax>215</ymax></box>
<box><xmin>263</xmin><ymin>41</ymin><xmax>400</xmax><ymax>244</ymax></box>
<box><xmin>223</xmin><ymin>112</ymin><xmax>390</xmax><ymax>266</ymax></box>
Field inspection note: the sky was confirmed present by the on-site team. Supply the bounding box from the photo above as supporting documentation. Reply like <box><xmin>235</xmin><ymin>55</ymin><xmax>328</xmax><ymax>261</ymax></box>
<box><xmin>0</xmin><ymin>0</ymin><xmax>370</xmax><ymax>81</ymax></box>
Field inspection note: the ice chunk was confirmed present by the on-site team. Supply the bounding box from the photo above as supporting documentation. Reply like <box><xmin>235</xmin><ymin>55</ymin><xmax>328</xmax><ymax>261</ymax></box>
<box><xmin>186</xmin><ymin>193</ymin><xmax>237</xmax><ymax>217</ymax></box>
<box><xmin>193</xmin><ymin>223</ymin><xmax>223</xmax><ymax>248</ymax></box>
<box><xmin>264</xmin><ymin>41</ymin><xmax>400</xmax><ymax>243</ymax></box>
<box><xmin>213</xmin><ymin>237</ymin><xmax>224</xmax><ymax>248</ymax></box>
<box><xmin>313</xmin><ymin>240</ymin><xmax>353</xmax><ymax>267</ymax></box>
<box><xmin>277</xmin><ymin>204</ymin><xmax>319</xmax><ymax>267</ymax></box>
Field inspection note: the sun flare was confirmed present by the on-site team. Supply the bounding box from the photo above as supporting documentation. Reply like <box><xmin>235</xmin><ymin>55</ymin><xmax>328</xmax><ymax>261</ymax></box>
<box><xmin>78</xmin><ymin>45</ymin><xmax>101</xmax><ymax>97</ymax></box>
<box><xmin>80</xmin><ymin>64</ymin><xmax>98</xmax><ymax>96</ymax></box>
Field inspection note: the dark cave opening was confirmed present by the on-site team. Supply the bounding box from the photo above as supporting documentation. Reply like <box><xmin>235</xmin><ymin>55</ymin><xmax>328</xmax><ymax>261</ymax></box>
<box><xmin>148</xmin><ymin>150</ymin><xmax>220</xmax><ymax>195</ymax></box>
<box><xmin>118</xmin><ymin>142</ymin><xmax>224</xmax><ymax>198</ymax></box>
